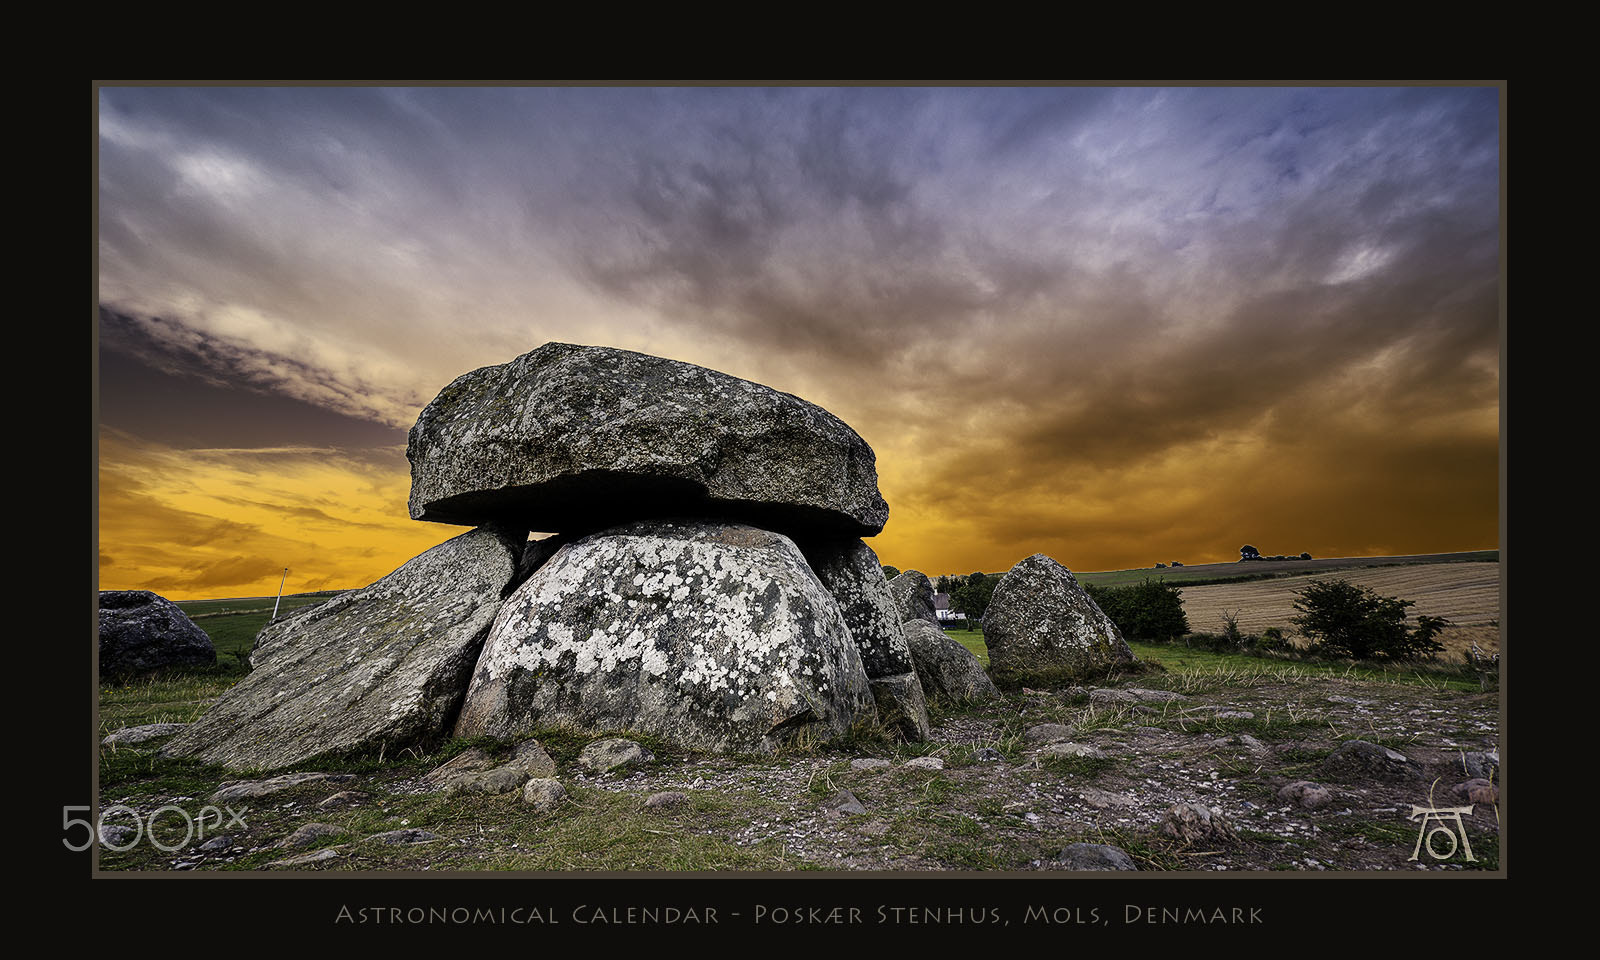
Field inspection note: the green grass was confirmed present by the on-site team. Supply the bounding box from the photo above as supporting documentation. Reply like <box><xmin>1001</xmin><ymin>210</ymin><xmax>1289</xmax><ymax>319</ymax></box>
<box><xmin>937</xmin><ymin>629</ymin><xmax>1478</xmax><ymax>692</ymax></box>
<box><xmin>944</xmin><ymin>629</ymin><xmax>989</xmax><ymax>666</ymax></box>
<box><xmin>173</xmin><ymin>595</ymin><xmax>335</xmax><ymax>667</ymax></box>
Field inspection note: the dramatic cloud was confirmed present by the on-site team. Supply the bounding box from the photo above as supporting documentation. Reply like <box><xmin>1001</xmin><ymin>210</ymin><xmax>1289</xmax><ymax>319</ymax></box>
<box><xmin>96</xmin><ymin>85</ymin><xmax>1499</xmax><ymax>597</ymax></box>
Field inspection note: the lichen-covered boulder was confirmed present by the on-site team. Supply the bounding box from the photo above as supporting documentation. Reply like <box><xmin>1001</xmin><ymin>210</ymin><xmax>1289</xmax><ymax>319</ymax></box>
<box><xmin>799</xmin><ymin>538</ymin><xmax>930</xmax><ymax>741</ymax></box>
<box><xmin>406</xmin><ymin>343</ymin><xmax>888</xmax><ymax>538</ymax></box>
<box><xmin>161</xmin><ymin>523</ymin><xmax>527</xmax><ymax>772</ymax></box>
<box><xmin>902</xmin><ymin>619</ymin><xmax>999</xmax><ymax>703</ymax></box>
<box><xmin>98</xmin><ymin>590</ymin><xmax>215</xmax><ymax>679</ymax></box>
<box><xmin>982</xmin><ymin>554</ymin><xmax>1135</xmax><ymax>686</ymax></box>
<box><xmin>886</xmin><ymin>570</ymin><xmax>938</xmax><ymax>625</ymax></box>
<box><xmin>453</xmin><ymin>519</ymin><xmax>877</xmax><ymax>753</ymax></box>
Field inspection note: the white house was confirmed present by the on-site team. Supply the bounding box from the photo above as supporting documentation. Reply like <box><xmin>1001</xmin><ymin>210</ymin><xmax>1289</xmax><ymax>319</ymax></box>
<box><xmin>932</xmin><ymin>593</ymin><xmax>967</xmax><ymax>623</ymax></box>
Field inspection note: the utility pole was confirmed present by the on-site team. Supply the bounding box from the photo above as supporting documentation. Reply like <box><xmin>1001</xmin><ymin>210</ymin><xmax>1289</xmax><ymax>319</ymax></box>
<box><xmin>271</xmin><ymin>567</ymin><xmax>288</xmax><ymax>620</ymax></box>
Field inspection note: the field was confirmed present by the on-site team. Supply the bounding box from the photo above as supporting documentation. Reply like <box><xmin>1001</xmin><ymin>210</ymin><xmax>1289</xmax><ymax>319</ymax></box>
<box><xmin>1175</xmin><ymin>562</ymin><xmax>1500</xmax><ymax>659</ymax></box>
<box><xmin>1070</xmin><ymin>550</ymin><xmax>1498</xmax><ymax>589</ymax></box>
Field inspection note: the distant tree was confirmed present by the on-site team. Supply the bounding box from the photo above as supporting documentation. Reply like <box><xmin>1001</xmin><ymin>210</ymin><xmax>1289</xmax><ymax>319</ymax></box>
<box><xmin>1291</xmin><ymin>578</ymin><xmax>1446</xmax><ymax>661</ymax></box>
<box><xmin>1300</xmin><ymin>552</ymin><xmax>1312</xmax><ymax>560</ymax></box>
<box><xmin>881</xmin><ymin>565</ymin><xmax>901</xmax><ymax>580</ymax></box>
<box><xmin>967</xmin><ymin>571</ymin><xmax>987</xmax><ymax>585</ymax></box>
<box><xmin>1085</xmin><ymin>579</ymin><xmax>1189</xmax><ymax>642</ymax></box>
<box><xmin>934</xmin><ymin>575</ymin><xmax>954</xmax><ymax>594</ymax></box>
<box><xmin>1171</xmin><ymin>561</ymin><xmax>1184</xmax><ymax>567</ymax></box>
<box><xmin>1154</xmin><ymin>562</ymin><xmax>1166</xmax><ymax>568</ymax></box>
<box><xmin>1240</xmin><ymin>545</ymin><xmax>1261</xmax><ymax>561</ymax></box>
<box><xmin>951</xmin><ymin>575</ymin><xmax>997</xmax><ymax>623</ymax></box>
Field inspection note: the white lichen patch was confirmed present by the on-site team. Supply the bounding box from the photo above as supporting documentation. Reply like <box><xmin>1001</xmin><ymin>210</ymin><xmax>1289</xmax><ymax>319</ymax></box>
<box><xmin>463</xmin><ymin>522</ymin><xmax>870</xmax><ymax>746</ymax></box>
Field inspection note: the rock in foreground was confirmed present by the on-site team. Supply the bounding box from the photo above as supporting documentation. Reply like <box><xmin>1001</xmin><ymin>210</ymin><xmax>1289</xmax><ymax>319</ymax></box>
<box><xmin>800</xmin><ymin>538</ymin><xmax>930</xmax><ymax>740</ymax></box>
<box><xmin>98</xmin><ymin>590</ymin><xmax>215</xmax><ymax>679</ymax></box>
<box><xmin>407</xmin><ymin>342</ymin><xmax>888</xmax><ymax>538</ymax></box>
<box><xmin>453</xmin><ymin>520</ymin><xmax>878</xmax><ymax>754</ymax></box>
<box><xmin>902</xmin><ymin>620</ymin><xmax>999</xmax><ymax>703</ymax></box>
<box><xmin>162</xmin><ymin>524</ymin><xmax>527</xmax><ymax>772</ymax></box>
<box><xmin>886</xmin><ymin>570</ymin><xmax>938</xmax><ymax>626</ymax></box>
<box><xmin>982</xmin><ymin>554</ymin><xmax>1135</xmax><ymax>686</ymax></box>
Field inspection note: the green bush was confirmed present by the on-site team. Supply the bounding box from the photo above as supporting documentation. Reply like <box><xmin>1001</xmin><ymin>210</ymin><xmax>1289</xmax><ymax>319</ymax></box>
<box><xmin>1290</xmin><ymin>579</ymin><xmax>1446</xmax><ymax>661</ymax></box>
<box><xmin>1085</xmin><ymin>578</ymin><xmax>1189</xmax><ymax>642</ymax></box>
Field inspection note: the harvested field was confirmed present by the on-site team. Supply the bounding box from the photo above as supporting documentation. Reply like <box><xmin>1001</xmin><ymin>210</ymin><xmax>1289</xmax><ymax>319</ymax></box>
<box><xmin>1179</xmin><ymin>562</ymin><xmax>1501</xmax><ymax>657</ymax></box>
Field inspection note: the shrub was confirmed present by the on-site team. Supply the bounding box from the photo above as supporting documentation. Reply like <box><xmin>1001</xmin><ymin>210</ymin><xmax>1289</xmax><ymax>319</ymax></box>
<box><xmin>1290</xmin><ymin>579</ymin><xmax>1447</xmax><ymax>661</ymax></box>
<box><xmin>1256</xmin><ymin>626</ymin><xmax>1290</xmax><ymax>652</ymax></box>
<box><xmin>1086</xmin><ymin>578</ymin><xmax>1189</xmax><ymax>642</ymax></box>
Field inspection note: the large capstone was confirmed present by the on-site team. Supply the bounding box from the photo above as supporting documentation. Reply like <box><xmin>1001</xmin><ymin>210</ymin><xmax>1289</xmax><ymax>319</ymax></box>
<box><xmin>902</xmin><ymin>619</ymin><xmax>999</xmax><ymax>703</ymax></box>
<box><xmin>798</xmin><ymin>538</ymin><xmax>930</xmax><ymax>741</ymax></box>
<box><xmin>453</xmin><ymin>519</ymin><xmax>878</xmax><ymax>753</ymax></box>
<box><xmin>886</xmin><ymin>570</ymin><xmax>938</xmax><ymax>625</ymax></box>
<box><xmin>98</xmin><ymin>590</ymin><xmax>216</xmax><ymax>680</ymax></box>
<box><xmin>406</xmin><ymin>343</ymin><xmax>888</xmax><ymax>538</ymax></box>
<box><xmin>161</xmin><ymin>524</ymin><xmax>527</xmax><ymax>772</ymax></box>
<box><xmin>982</xmin><ymin>554</ymin><xmax>1135</xmax><ymax>686</ymax></box>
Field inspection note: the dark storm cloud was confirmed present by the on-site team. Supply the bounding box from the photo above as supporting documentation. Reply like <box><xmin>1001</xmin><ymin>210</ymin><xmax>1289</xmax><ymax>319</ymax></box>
<box><xmin>97</xmin><ymin>84</ymin><xmax>1499</xmax><ymax>579</ymax></box>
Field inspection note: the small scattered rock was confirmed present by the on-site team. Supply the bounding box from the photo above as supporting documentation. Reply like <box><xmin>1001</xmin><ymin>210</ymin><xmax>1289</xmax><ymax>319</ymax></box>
<box><xmin>99</xmin><ymin>824</ymin><xmax>137</xmax><ymax>848</ymax></box>
<box><xmin>824</xmin><ymin>789</ymin><xmax>867</xmax><ymax>816</ymax></box>
<box><xmin>522</xmin><ymin>778</ymin><xmax>568</xmax><ymax>813</ymax></box>
<box><xmin>102</xmin><ymin>723</ymin><xmax>190</xmax><ymax>748</ymax></box>
<box><xmin>211</xmin><ymin>773</ymin><xmax>354</xmax><ymax>803</ymax></box>
<box><xmin>1160</xmin><ymin>803</ymin><xmax>1238</xmax><ymax>844</ymax></box>
<box><xmin>1078</xmin><ymin>787</ymin><xmax>1137</xmax><ymax>809</ymax></box>
<box><xmin>1056</xmin><ymin>843</ymin><xmax>1138</xmax><ymax>871</ymax></box>
<box><xmin>1090</xmin><ymin>687</ymin><xmax>1186</xmax><ymax>705</ymax></box>
<box><xmin>318</xmin><ymin>790</ymin><xmax>369</xmax><ymax>810</ymax></box>
<box><xmin>266</xmin><ymin>847</ymin><xmax>341</xmax><ymax>869</ymax></box>
<box><xmin>905</xmin><ymin>756</ymin><xmax>945</xmax><ymax>771</ymax></box>
<box><xmin>974</xmin><ymin>748</ymin><xmax>1004</xmax><ymax>763</ymax></box>
<box><xmin>1230</xmin><ymin>734</ymin><xmax>1269</xmax><ymax>756</ymax></box>
<box><xmin>1023</xmin><ymin>723</ymin><xmax>1074</xmax><ymax>745</ymax></box>
<box><xmin>196</xmin><ymin>835</ymin><xmax>232</xmax><ymax>853</ymax></box>
<box><xmin>1458</xmin><ymin>751</ymin><xmax>1499</xmax><ymax>781</ymax></box>
<box><xmin>1321</xmin><ymin>740</ymin><xmax>1425</xmax><ymax>782</ymax></box>
<box><xmin>578</xmin><ymin>738</ymin><xmax>656</xmax><ymax>775</ymax></box>
<box><xmin>858</xmin><ymin>819</ymin><xmax>890</xmax><ymax>837</ymax></box>
<box><xmin>1452</xmin><ymin>779</ymin><xmax>1498</xmax><ymax>805</ymax></box>
<box><xmin>644</xmin><ymin>791</ymin><xmax>689</xmax><ymax>810</ymax></box>
<box><xmin>279</xmin><ymin>823</ymin><xmax>341</xmax><ymax>849</ymax></box>
<box><xmin>425</xmin><ymin>740</ymin><xmax>558</xmax><ymax>795</ymax></box>
<box><xmin>1276</xmin><ymin>781</ymin><xmax>1334</xmax><ymax>810</ymax></box>
<box><xmin>368</xmin><ymin>829</ymin><xmax>440</xmax><ymax>845</ymax></box>
<box><xmin>851</xmin><ymin>758</ymin><xmax>892</xmax><ymax>772</ymax></box>
<box><xmin>1035</xmin><ymin>742</ymin><xmax>1105</xmax><ymax>760</ymax></box>
<box><xmin>1215</xmin><ymin>710</ymin><xmax>1255</xmax><ymax>719</ymax></box>
<box><xmin>1132</xmin><ymin>726</ymin><xmax>1165</xmax><ymax>737</ymax></box>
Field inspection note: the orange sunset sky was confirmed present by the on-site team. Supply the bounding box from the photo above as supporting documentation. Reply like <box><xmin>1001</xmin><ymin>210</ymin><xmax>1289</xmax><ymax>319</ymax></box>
<box><xmin>96</xmin><ymin>86</ymin><xmax>1500</xmax><ymax>601</ymax></box>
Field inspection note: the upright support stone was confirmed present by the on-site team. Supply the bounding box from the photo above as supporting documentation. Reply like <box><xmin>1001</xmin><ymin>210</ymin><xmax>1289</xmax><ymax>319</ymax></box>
<box><xmin>161</xmin><ymin>523</ymin><xmax>527</xmax><ymax>772</ymax></box>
